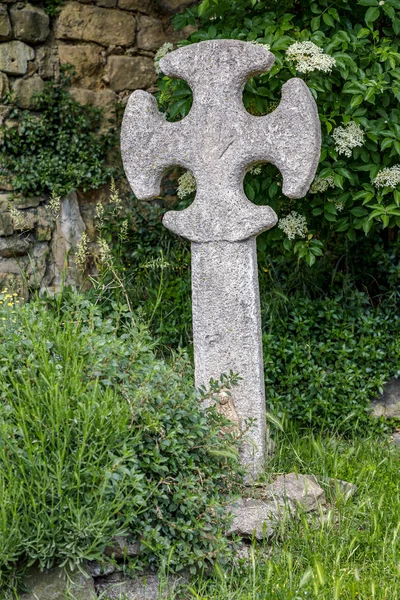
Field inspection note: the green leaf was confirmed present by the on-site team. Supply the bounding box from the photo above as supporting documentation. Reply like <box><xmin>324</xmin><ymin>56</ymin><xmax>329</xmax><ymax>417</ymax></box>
<box><xmin>323</xmin><ymin>13</ymin><xmax>335</xmax><ymax>27</ymax></box>
<box><xmin>350</xmin><ymin>206</ymin><xmax>369</xmax><ymax>217</ymax></box>
<box><xmin>381</xmin><ymin>214</ymin><xmax>390</xmax><ymax>227</ymax></box>
<box><xmin>381</xmin><ymin>138</ymin><xmax>393</xmax><ymax>150</ymax></box>
<box><xmin>357</xmin><ymin>27</ymin><xmax>371</xmax><ymax>38</ymax></box>
<box><xmin>358</xmin><ymin>0</ymin><xmax>378</xmax><ymax>5</ymax></box>
<box><xmin>306</xmin><ymin>252</ymin><xmax>316</xmax><ymax>267</ymax></box>
<box><xmin>324</xmin><ymin>202</ymin><xmax>337</xmax><ymax>214</ymax></box>
<box><xmin>197</xmin><ymin>0</ymin><xmax>210</xmax><ymax>17</ymax></box>
<box><xmin>311</xmin><ymin>16</ymin><xmax>321</xmax><ymax>31</ymax></box>
<box><xmin>365</xmin><ymin>6</ymin><xmax>380</xmax><ymax>23</ymax></box>
<box><xmin>350</xmin><ymin>95</ymin><xmax>363</xmax><ymax>109</ymax></box>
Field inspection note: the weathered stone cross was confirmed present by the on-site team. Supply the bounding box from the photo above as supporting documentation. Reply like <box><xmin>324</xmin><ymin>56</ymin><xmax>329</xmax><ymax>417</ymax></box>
<box><xmin>121</xmin><ymin>40</ymin><xmax>321</xmax><ymax>479</ymax></box>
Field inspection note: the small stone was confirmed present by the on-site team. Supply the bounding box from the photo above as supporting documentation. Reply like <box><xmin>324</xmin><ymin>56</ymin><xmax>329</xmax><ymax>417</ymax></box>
<box><xmin>35</xmin><ymin>47</ymin><xmax>60</xmax><ymax>80</ymax></box>
<box><xmin>392</xmin><ymin>432</ymin><xmax>400</xmax><ymax>447</ymax></box>
<box><xmin>328</xmin><ymin>478</ymin><xmax>357</xmax><ymax>500</ymax></box>
<box><xmin>95</xmin><ymin>570</ymin><xmax>188</xmax><ymax>600</ymax></box>
<box><xmin>137</xmin><ymin>15</ymin><xmax>167</xmax><ymax>51</ymax></box>
<box><xmin>57</xmin><ymin>3</ymin><xmax>136</xmax><ymax>47</ymax></box>
<box><xmin>13</xmin><ymin>195</ymin><xmax>43</xmax><ymax>208</ymax></box>
<box><xmin>19</xmin><ymin>565</ymin><xmax>97</xmax><ymax>600</ymax></box>
<box><xmin>0</xmin><ymin>256</ymin><xmax>27</xmax><ymax>275</ymax></box>
<box><xmin>0</xmin><ymin>194</ymin><xmax>13</xmax><ymax>236</ymax></box>
<box><xmin>158</xmin><ymin>0</ymin><xmax>196</xmax><ymax>12</ymax></box>
<box><xmin>58</xmin><ymin>44</ymin><xmax>102</xmax><ymax>90</ymax></box>
<box><xmin>0</xmin><ymin>40</ymin><xmax>35</xmax><ymax>75</ymax></box>
<box><xmin>69</xmin><ymin>87</ymin><xmax>116</xmax><ymax>132</ymax></box>
<box><xmin>96</xmin><ymin>0</ymin><xmax>116</xmax><ymax>6</ymax></box>
<box><xmin>0</xmin><ymin>5</ymin><xmax>12</xmax><ymax>41</ymax></box>
<box><xmin>0</xmin><ymin>233</ymin><xmax>31</xmax><ymax>257</ymax></box>
<box><xmin>265</xmin><ymin>473</ymin><xmax>326</xmax><ymax>512</ymax></box>
<box><xmin>13</xmin><ymin>74</ymin><xmax>45</xmax><ymax>109</ymax></box>
<box><xmin>108</xmin><ymin>55</ymin><xmax>156</xmax><ymax>92</ymax></box>
<box><xmin>10</xmin><ymin>4</ymin><xmax>50</xmax><ymax>43</ymax></box>
<box><xmin>86</xmin><ymin>561</ymin><xmax>116</xmax><ymax>578</ymax></box>
<box><xmin>50</xmin><ymin>191</ymin><xmax>86</xmax><ymax>291</ymax></box>
<box><xmin>0</xmin><ymin>73</ymin><xmax>9</xmax><ymax>100</ymax></box>
<box><xmin>117</xmin><ymin>0</ymin><xmax>150</xmax><ymax>12</ymax></box>
<box><xmin>227</xmin><ymin>498</ymin><xmax>280</xmax><ymax>540</ymax></box>
<box><xmin>371</xmin><ymin>378</ymin><xmax>400</xmax><ymax>418</ymax></box>
<box><xmin>69</xmin><ymin>87</ymin><xmax>96</xmax><ymax>105</ymax></box>
<box><xmin>104</xmin><ymin>536</ymin><xmax>142</xmax><ymax>559</ymax></box>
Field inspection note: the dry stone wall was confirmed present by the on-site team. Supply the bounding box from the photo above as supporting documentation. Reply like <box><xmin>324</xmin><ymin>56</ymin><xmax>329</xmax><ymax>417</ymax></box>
<box><xmin>0</xmin><ymin>0</ymin><xmax>193</xmax><ymax>295</ymax></box>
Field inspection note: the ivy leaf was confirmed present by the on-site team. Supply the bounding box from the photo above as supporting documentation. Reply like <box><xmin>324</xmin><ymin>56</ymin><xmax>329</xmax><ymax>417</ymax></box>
<box><xmin>323</xmin><ymin>13</ymin><xmax>335</xmax><ymax>27</ymax></box>
<box><xmin>365</xmin><ymin>6</ymin><xmax>380</xmax><ymax>23</ymax></box>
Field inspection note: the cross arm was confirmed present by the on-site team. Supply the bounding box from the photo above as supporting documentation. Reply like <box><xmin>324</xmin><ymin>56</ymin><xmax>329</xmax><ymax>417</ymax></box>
<box><xmin>252</xmin><ymin>78</ymin><xmax>321</xmax><ymax>198</ymax></box>
<box><xmin>121</xmin><ymin>90</ymin><xmax>186</xmax><ymax>200</ymax></box>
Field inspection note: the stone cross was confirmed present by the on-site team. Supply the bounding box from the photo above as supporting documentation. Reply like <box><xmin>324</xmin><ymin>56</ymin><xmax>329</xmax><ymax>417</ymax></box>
<box><xmin>121</xmin><ymin>40</ymin><xmax>321</xmax><ymax>480</ymax></box>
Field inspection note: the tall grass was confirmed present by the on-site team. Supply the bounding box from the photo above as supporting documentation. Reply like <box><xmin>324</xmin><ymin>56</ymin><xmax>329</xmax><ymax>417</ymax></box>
<box><xmin>187</xmin><ymin>427</ymin><xmax>400</xmax><ymax>600</ymax></box>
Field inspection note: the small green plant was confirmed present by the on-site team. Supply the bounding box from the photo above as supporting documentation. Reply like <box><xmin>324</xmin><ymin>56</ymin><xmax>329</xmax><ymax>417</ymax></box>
<box><xmin>0</xmin><ymin>292</ymin><xmax>245</xmax><ymax>595</ymax></box>
<box><xmin>0</xmin><ymin>67</ymin><xmax>115</xmax><ymax>197</ymax></box>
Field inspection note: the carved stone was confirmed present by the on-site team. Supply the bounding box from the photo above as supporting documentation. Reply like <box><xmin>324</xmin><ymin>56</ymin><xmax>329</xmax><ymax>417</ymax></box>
<box><xmin>121</xmin><ymin>40</ymin><xmax>320</xmax><ymax>479</ymax></box>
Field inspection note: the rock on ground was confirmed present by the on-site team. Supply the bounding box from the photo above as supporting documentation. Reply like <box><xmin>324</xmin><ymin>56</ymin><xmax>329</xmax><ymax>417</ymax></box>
<box><xmin>19</xmin><ymin>565</ymin><xmax>97</xmax><ymax>600</ymax></box>
<box><xmin>227</xmin><ymin>498</ymin><xmax>280</xmax><ymax>540</ymax></box>
<box><xmin>371</xmin><ymin>378</ymin><xmax>400</xmax><ymax>418</ymax></box>
<box><xmin>95</xmin><ymin>571</ymin><xmax>188</xmax><ymax>600</ymax></box>
<box><xmin>264</xmin><ymin>472</ymin><xmax>326</xmax><ymax>512</ymax></box>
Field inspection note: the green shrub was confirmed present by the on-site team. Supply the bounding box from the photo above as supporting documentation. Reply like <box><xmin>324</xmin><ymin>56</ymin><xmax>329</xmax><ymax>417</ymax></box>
<box><xmin>0</xmin><ymin>68</ymin><xmax>115</xmax><ymax>197</ymax></box>
<box><xmin>0</xmin><ymin>292</ymin><xmax>244</xmax><ymax>594</ymax></box>
<box><xmin>263</xmin><ymin>292</ymin><xmax>400</xmax><ymax>429</ymax></box>
<box><xmin>163</xmin><ymin>0</ymin><xmax>400</xmax><ymax>266</ymax></box>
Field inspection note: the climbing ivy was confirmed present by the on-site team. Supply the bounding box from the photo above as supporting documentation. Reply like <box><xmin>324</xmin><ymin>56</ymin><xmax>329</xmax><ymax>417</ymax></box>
<box><xmin>0</xmin><ymin>67</ymin><xmax>116</xmax><ymax>197</ymax></box>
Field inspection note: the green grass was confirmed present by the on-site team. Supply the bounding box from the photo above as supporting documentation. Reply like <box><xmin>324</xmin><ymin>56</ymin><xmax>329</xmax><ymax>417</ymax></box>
<box><xmin>184</xmin><ymin>427</ymin><xmax>400</xmax><ymax>600</ymax></box>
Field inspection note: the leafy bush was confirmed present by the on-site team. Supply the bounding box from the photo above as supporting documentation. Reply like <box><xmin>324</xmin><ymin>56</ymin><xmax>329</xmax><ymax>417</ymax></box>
<box><xmin>161</xmin><ymin>0</ymin><xmax>400</xmax><ymax>265</ymax></box>
<box><xmin>263</xmin><ymin>292</ymin><xmax>400</xmax><ymax>429</ymax></box>
<box><xmin>0</xmin><ymin>68</ymin><xmax>115</xmax><ymax>197</ymax></box>
<box><xmin>0</xmin><ymin>292</ymin><xmax>243</xmax><ymax>593</ymax></box>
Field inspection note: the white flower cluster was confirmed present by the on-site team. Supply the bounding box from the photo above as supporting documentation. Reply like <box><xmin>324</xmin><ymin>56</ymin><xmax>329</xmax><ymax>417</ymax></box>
<box><xmin>75</xmin><ymin>232</ymin><xmax>89</xmax><ymax>272</ymax></box>
<box><xmin>310</xmin><ymin>174</ymin><xmax>335</xmax><ymax>194</ymax></box>
<box><xmin>332</xmin><ymin>199</ymin><xmax>345</xmax><ymax>212</ymax></box>
<box><xmin>373</xmin><ymin>165</ymin><xmax>400</xmax><ymax>189</ymax></box>
<box><xmin>154</xmin><ymin>42</ymin><xmax>173</xmax><ymax>74</ymax></box>
<box><xmin>248</xmin><ymin>164</ymin><xmax>262</xmax><ymax>175</ymax></box>
<box><xmin>98</xmin><ymin>238</ymin><xmax>113</xmax><ymax>267</ymax></box>
<box><xmin>278</xmin><ymin>211</ymin><xmax>308</xmax><ymax>240</ymax></box>
<box><xmin>285</xmin><ymin>41</ymin><xmax>336</xmax><ymax>74</ymax></box>
<box><xmin>47</xmin><ymin>191</ymin><xmax>61</xmax><ymax>220</ymax></box>
<box><xmin>332</xmin><ymin>121</ymin><xmax>364</xmax><ymax>157</ymax></box>
<box><xmin>250</xmin><ymin>41</ymin><xmax>271</xmax><ymax>51</ymax></box>
<box><xmin>177</xmin><ymin>170</ymin><xmax>196</xmax><ymax>199</ymax></box>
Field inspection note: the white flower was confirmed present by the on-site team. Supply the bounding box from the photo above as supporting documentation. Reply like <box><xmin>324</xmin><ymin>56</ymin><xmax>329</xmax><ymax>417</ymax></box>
<box><xmin>332</xmin><ymin>121</ymin><xmax>364</xmax><ymax>157</ymax></box>
<box><xmin>278</xmin><ymin>211</ymin><xmax>308</xmax><ymax>240</ymax></box>
<box><xmin>333</xmin><ymin>200</ymin><xmax>344</xmax><ymax>212</ymax></box>
<box><xmin>248</xmin><ymin>164</ymin><xmax>262</xmax><ymax>175</ymax></box>
<box><xmin>47</xmin><ymin>191</ymin><xmax>61</xmax><ymax>220</ymax></box>
<box><xmin>373</xmin><ymin>165</ymin><xmax>400</xmax><ymax>188</ymax></box>
<box><xmin>98</xmin><ymin>238</ymin><xmax>113</xmax><ymax>267</ymax></box>
<box><xmin>75</xmin><ymin>232</ymin><xmax>89</xmax><ymax>272</ymax></box>
<box><xmin>310</xmin><ymin>174</ymin><xmax>335</xmax><ymax>193</ymax></box>
<box><xmin>379</xmin><ymin>1</ymin><xmax>385</xmax><ymax>5</ymax></box>
<box><xmin>154</xmin><ymin>42</ymin><xmax>174</xmax><ymax>75</ymax></box>
<box><xmin>177</xmin><ymin>171</ymin><xmax>196</xmax><ymax>199</ymax></box>
<box><xmin>285</xmin><ymin>41</ymin><xmax>336</xmax><ymax>74</ymax></box>
<box><xmin>250</xmin><ymin>41</ymin><xmax>271</xmax><ymax>51</ymax></box>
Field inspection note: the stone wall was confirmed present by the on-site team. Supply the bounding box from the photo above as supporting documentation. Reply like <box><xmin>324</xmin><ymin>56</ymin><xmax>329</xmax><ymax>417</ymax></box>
<box><xmin>0</xmin><ymin>0</ymin><xmax>193</xmax><ymax>295</ymax></box>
